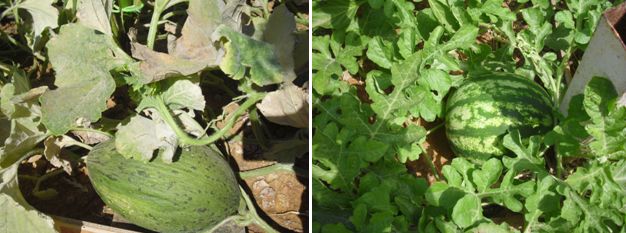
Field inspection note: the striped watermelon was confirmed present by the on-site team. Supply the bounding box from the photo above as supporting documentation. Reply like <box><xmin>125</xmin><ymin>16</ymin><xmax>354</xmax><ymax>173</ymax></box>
<box><xmin>445</xmin><ymin>73</ymin><xmax>554</xmax><ymax>160</ymax></box>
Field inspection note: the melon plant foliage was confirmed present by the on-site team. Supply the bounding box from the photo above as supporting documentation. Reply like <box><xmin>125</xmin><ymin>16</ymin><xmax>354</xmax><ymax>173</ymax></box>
<box><xmin>313</xmin><ymin>0</ymin><xmax>626</xmax><ymax>232</ymax></box>
<box><xmin>0</xmin><ymin>0</ymin><xmax>308</xmax><ymax>232</ymax></box>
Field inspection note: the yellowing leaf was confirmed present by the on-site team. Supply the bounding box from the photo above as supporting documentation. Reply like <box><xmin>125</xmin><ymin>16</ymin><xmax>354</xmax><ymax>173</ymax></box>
<box><xmin>263</xmin><ymin>4</ymin><xmax>297</xmax><ymax>83</ymax></box>
<box><xmin>213</xmin><ymin>25</ymin><xmax>284</xmax><ymax>86</ymax></box>
<box><xmin>130</xmin><ymin>0</ymin><xmax>241</xmax><ymax>83</ymax></box>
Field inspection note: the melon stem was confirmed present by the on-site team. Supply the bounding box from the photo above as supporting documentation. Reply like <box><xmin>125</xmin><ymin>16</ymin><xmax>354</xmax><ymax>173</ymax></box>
<box><xmin>153</xmin><ymin>92</ymin><xmax>266</xmax><ymax>146</ymax></box>
<box><xmin>239</xmin><ymin>163</ymin><xmax>307</xmax><ymax>179</ymax></box>
<box><xmin>418</xmin><ymin>144</ymin><xmax>440</xmax><ymax>180</ymax></box>
<box><xmin>146</xmin><ymin>0</ymin><xmax>170</xmax><ymax>49</ymax></box>
<box><xmin>239</xmin><ymin>186</ymin><xmax>279</xmax><ymax>233</ymax></box>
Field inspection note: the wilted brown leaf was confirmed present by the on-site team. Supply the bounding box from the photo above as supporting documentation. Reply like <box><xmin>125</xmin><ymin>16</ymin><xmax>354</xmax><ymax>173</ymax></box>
<box><xmin>257</xmin><ymin>85</ymin><xmax>308</xmax><ymax>128</ymax></box>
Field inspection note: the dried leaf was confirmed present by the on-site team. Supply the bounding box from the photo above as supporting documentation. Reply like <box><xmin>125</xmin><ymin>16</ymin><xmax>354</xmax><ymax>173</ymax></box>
<box><xmin>43</xmin><ymin>136</ymin><xmax>75</xmax><ymax>174</ymax></box>
<box><xmin>71</xmin><ymin>130</ymin><xmax>111</xmax><ymax>145</ymax></box>
<box><xmin>131</xmin><ymin>0</ymin><xmax>245</xmax><ymax>83</ymax></box>
<box><xmin>257</xmin><ymin>85</ymin><xmax>308</xmax><ymax>128</ymax></box>
<box><xmin>130</xmin><ymin>43</ymin><xmax>210</xmax><ymax>83</ymax></box>
<box><xmin>174</xmin><ymin>109</ymin><xmax>206</xmax><ymax>137</ymax></box>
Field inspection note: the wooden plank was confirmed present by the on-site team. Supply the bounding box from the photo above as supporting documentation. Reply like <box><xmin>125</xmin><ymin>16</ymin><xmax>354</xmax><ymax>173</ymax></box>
<box><xmin>53</xmin><ymin>216</ymin><xmax>142</xmax><ymax>233</ymax></box>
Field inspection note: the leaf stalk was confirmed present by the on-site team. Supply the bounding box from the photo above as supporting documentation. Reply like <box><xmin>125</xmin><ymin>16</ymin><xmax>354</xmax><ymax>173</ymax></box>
<box><xmin>153</xmin><ymin>92</ymin><xmax>266</xmax><ymax>146</ymax></box>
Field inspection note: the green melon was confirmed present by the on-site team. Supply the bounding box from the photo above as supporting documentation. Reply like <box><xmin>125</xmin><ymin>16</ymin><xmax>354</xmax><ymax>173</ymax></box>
<box><xmin>86</xmin><ymin>140</ymin><xmax>240</xmax><ymax>233</ymax></box>
<box><xmin>445</xmin><ymin>73</ymin><xmax>554</xmax><ymax>160</ymax></box>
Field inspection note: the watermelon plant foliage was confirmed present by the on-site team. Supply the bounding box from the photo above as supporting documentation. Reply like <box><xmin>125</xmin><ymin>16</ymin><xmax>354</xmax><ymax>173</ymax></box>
<box><xmin>313</xmin><ymin>0</ymin><xmax>626</xmax><ymax>232</ymax></box>
<box><xmin>1</xmin><ymin>0</ymin><xmax>308</xmax><ymax>232</ymax></box>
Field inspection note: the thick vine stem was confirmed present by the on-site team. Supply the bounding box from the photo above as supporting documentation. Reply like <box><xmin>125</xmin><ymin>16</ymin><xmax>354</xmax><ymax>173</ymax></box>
<box><xmin>239</xmin><ymin>163</ymin><xmax>307</xmax><ymax>179</ymax></box>
<box><xmin>418</xmin><ymin>144</ymin><xmax>440</xmax><ymax>180</ymax></box>
<box><xmin>154</xmin><ymin>92</ymin><xmax>266</xmax><ymax>146</ymax></box>
<box><xmin>146</xmin><ymin>0</ymin><xmax>171</xmax><ymax>49</ymax></box>
<box><xmin>239</xmin><ymin>186</ymin><xmax>279</xmax><ymax>233</ymax></box>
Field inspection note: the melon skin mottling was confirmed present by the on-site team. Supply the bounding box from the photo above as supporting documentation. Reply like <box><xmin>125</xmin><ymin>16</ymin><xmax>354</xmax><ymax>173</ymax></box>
<box><xmin>445</xmin><ymin>73</ymin><xmax>554</xmax><ymax>160</ymax></box>
<box><xmin>86</xmin><ymin>140</ymin><xmax>240</xmax><ymax>233</ymax></box>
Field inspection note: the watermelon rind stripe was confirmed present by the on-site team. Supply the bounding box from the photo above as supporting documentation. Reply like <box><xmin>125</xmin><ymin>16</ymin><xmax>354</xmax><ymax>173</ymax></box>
<box><xmin>444</xmin><ymin>72</ymin><xmax>554</xmax><ymax>159</ymax></box>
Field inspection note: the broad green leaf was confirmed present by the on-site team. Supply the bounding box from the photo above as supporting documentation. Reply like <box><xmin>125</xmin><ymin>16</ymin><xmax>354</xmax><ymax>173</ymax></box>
<box><xmin>397</xmin><ymin>27</ymin><xmax>418</xmax><ymax>59</ymax></box>
<box><xmin>471</xmin><ymin>158</ymin><xmax>502</xmax><ymax>192</ymax></box>
<box><xmin>531</xmin><ymin>0</ymin><xmax>550</xmax><ymax>8</ymax></box>
<box><xmin>582</xmin><ymin>77</ymin><xmax>625</xmax><ymax>159</ymax></box>
<box><xmin>418</xmin><ymin>69</ymin><xmax>453</xmax><ymax>99</ymax></box>
<box><xmin>367</xmin><ymin>0</ymin><xmax>384</xmax><ymax>9</ymax></box>
<box><xmin>40</xmin><ymin>24</ymin><xmax>132</xmax><ymax>135</ymax></box>
<box><xmin>366</xmin><ymin>36</ymin><xmax>394</xmax><ymax>69</ymax></box>
<box><xmin>312</xmin><ymin>0</ymin><xmax>360</xmax><ymax>30</ymax></box>
<box><xmin>76</xmin><ymin>0</ymin><xmax>113</xmax><ymax>35</ymax></box>
<box><xmin>10</xmin><ymin>68</ymin><xmax>30</xmax><ymax>94</ymax></box>
<box><xmin>312</xmin><ymin>123</ymin><xmax>366</xmax><ymax>191</ymax></box>
<box><xmin>467</xmin><ymin>223</ymin><xmax>512</xmax><ymax>233</ymax></box>
<box><xmin>2</xmin><ymin>87</ymin><xmax>46</xmax><ymax>117</ymax></box>
<box><xmin>583</xmin><ymin>76</ymin><xmax>618</xmax><ymax>122</ymax></box>
<box><xmin>312</xmin><ymin>178</ymin><xmax>352</xmax><ymax>210</ymax></box>
<box><xmin>0</xmin><ymin>94</ymin><xmax>46</xmax><ymax>168</ymax></box>
<box><xmin>16</xmin><ymin>0</ymin><xmax>59</xmax><ymax>40</ymax></box>
<box><xmin>2</xmin><ymin>195</ymin><xmax>55</xmax><ymax>227</ymax></box>
<box><xmin>561</xmin><ymin>186</ymin><xmax>623</xmax><ymax>232</ymax></box>
<box><xmin>311</xmin><ymin>36</ymin><xmax>343</xmax><ymax>95</ymax></box>
<box><xmin>424</xmin><ymin>182</ymin><xmax>465</xmax><ymax>211</ymax></box>
<box><xmin>451</xmin><ymin>194</ymin><xmax>482</xmax><ymax>228</ymax></box>
<box><xmin>214</xmin><ymin>25</ymin><xmax>284</xmax><ymax>86</ymax></box>
<box><xmin>115</xmin><ymin>111</ymin><xmax>178</xmax><ymax>163</ymax></box>
<box><xmin>365</xmin><ymin>211</ymin><xmax>395</xmax><ymax>232</ymax></box>
<box><xmin>263</xmin><ymin>4</ymin><xmax>297</xmax><ymax>82</ymax></box>
<box><xmin>0</xmin><ymin>168</ymin><xmax>55</xmax><ymax>233</ymax></box>
<box><xmin>321</xmin><ymin>223</ymin><xmax>352</xmax><ymax>233</ymax></box>
<box><xmin>160</xmin><ymin>78</ymin><xmax>206</xmax><ymax>111</ymax></box>
<box><xmin>428</xmin><ymin>0</ymin><xmax>458</xmax><ymax>32</ymax></box>
<box><xmin>354</xmin><ymin>184</ymin><xmax>395</xmax><ymax>213</ymax></box>
<box><xmin>443</xmin><ymin>24</ymin><xmax>479</xmax><ymax>50</ymax></box>
<box><xmin>313</xmin><ymin>92</ymin><xmax>426</xmax><ymax>190</ymax></box>
<box><xmin>555</xmin><ymin>11</ymin><xmax>575</xmax><ymax>29</ymax></box>
<box><xmin>524</xmin><ymin>175</ymin><xmax>560</xmax><ymax>232</ymax></box>
<box><xmin>350</xmin><ymin>204</ymin><xmax>367</xmax><ymax>231</ymax></box>
<box><xmin>502</xmin><ymin>129</ymin><xmax>545</xmax><ymax>165</ymax></box>
<box><xmin>0</xmin><ymin>84</ymin><xmax>16</xmax><ymax>117</ymax></box>
<box><xmin>544</xmin><ymin>95</ymin><xmax>590</xmax><ymax>157</ymax></box>
<box><xmin>447</xmin><ymin>0</ymin><xmax>472</xmax><ymax>26</ymax></box>
<box><xmin>312</xmin><ymin>33</ymin><xmax>363</xmax><ymax>95</ymax></box>
<box><xmin>367</xmin><ymin>52</ymin><xmax>422</xmax><ymax>124</ymax></box>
